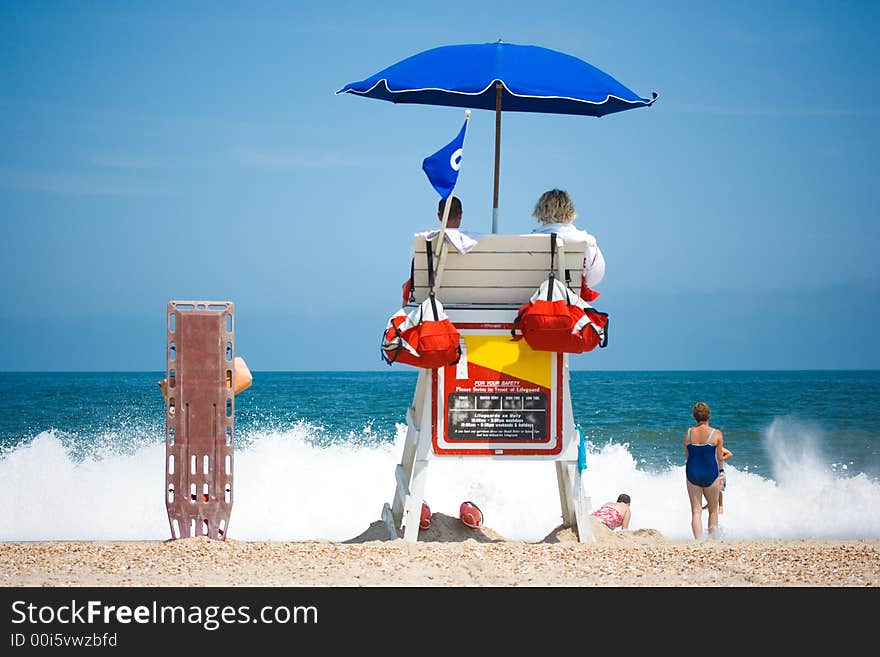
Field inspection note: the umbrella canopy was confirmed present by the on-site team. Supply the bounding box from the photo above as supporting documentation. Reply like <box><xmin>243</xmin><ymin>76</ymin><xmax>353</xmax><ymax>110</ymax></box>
<box><xmin>337</xmin><ymin>41</ymin><xmax>656</xmax><ymax>117</ymax></box>
<box><xmin>337</xmin><ymin>41</ymin><xmax>657</xmax><ymax>231</ymax></box>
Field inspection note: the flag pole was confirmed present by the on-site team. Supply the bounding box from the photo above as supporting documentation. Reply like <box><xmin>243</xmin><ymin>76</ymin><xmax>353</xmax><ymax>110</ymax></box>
<box><xmin>434</xmin><ymin>109</ymin><xmax>470</xmax><ymax>260</ymax></box>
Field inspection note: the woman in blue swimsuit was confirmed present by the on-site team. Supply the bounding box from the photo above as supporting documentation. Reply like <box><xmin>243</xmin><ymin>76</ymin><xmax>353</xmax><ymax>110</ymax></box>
<box><xmin>683</xmin><ymin>402</ymin><xmax>725</xmax><ymax>539</ymax></box>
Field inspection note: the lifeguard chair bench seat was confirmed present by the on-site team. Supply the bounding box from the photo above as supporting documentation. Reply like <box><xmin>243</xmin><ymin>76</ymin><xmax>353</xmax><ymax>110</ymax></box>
<box><xmin>409</xmin><ymin>234</ymin><xmax>587</xmax><ymax>307</ymax></box>
<box><xmin>164</xmin><ymin>301</ymin><xmax>235</xmax><ymax>541</ymax></box>
<box><xmin>384</xmin><ymin>234</ymin><xmax>595</xmax><ymax>543</ymax></box>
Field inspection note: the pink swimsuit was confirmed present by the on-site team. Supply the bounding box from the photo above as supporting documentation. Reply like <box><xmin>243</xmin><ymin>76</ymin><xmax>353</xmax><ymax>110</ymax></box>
<box><xmin>591</xmin><ymin>505</ymin><xmax>623</xmax><ymax>529</ymax></box>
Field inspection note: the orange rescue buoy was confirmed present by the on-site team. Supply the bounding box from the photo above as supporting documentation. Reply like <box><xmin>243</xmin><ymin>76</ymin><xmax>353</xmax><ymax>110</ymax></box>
<box><xmin>420</xmin><ymin>502</ymin><xmax>432</xmax><ymax>529</ymax></box>
<box><xmin>459</xmin><ymin>501</ymin><xmax>483</xmax><ymax>529</ymax></box>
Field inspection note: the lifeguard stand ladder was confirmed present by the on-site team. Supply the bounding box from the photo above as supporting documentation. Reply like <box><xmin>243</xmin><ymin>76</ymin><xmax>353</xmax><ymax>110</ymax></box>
<box><xmin>164</xmin><ymin>301</ymin><xmax>235</xmax><ymax>540</ymax></box>
<box><xmin>383</xmin><ymin>235</ymin><xmax>595</xmax><ymax>543</ymax></box>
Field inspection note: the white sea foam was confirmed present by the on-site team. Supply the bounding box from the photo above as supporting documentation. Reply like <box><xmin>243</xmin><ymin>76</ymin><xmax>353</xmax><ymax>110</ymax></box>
<box><xmin>1</xmin><ymin>418</ymin><xmax>878</xmax><ymax>542</ymax></box>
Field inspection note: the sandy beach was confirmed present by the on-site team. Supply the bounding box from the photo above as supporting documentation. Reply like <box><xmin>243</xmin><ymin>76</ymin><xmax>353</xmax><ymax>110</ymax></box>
<box><xmin>2</xmin><ymin>516</ymin><xmax>877</xmax><ymax>587</ymax></box>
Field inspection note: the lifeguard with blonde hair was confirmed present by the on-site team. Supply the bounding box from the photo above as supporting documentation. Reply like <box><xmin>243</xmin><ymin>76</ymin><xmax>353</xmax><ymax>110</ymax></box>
<box><xmin>529</xmin><ymin>189</ymin><xmax>605</xmax><ymax>302</ymax></box>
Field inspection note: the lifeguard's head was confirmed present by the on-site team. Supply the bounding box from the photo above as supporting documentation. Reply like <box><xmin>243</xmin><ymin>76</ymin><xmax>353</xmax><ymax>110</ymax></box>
<box><xmin>692</xmin><ymin>402</ymin><xmax>711</xmax><ymax>423</ymax></box>
<box><xmin>533</xmin><ymin>189</ymin><xmax>577</xmax><ymax>225</ymax></box>
<box><xmin>438</xmin><ymin>195</ymin><xmax>462</xmax><ymax>227</ymax></box>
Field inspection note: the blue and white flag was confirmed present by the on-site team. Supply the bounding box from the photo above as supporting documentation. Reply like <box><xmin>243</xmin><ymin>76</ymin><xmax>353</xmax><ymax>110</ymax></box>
<box><xmin>422</xmin><ymin>114</ymin><xmax>469</xmax><ymax>199</ymax></box>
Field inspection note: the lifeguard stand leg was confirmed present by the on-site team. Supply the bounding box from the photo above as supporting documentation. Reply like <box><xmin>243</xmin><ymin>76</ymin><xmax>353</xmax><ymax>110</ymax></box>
<box><xmin>164</xmin><ymin>301</ymin><xmax>235</xmax><ymax>541</ymax></box>
<box><xmin>556</xmin><ymin>461</ymin><xmax>576</xmax><ymax>526</ymax></box>
<box><xmin>383</xmin><ymin>409</ymin><xmax>420</xmax><ymax>539</ymax></box>
<box><xmin>558</xmin><ymin>356</ymin><xmax>595</xmax><ymax>543</ymax></box>
<box><xmin>573</xmin><ymin>467</ymin><xmax>594</xmax><ymax>544</ymax></box>
<box><xmin>402</xmin><ymin>456</ymin><xmax>429</xmax><ymax>542</ymax></box>
<box><xmin>387</xmin><ymin>372</ymin><xmax>427</xmax><ymax>526</ymax></box>
<box><xmin>383</xmin><ymin>369</ymin><xmax>433</xmax><ymax>542</ymax></box>
<box><xmin>557</xmin><ymin>461</ymin><xmax>594</xmax><ymax>543</ymax></box>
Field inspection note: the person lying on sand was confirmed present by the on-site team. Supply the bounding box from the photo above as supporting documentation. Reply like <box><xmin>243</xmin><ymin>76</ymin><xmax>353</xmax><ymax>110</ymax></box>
<box><xmin>591</xmin><ymin>494</ymin><xmax>631</xmax><ymax>530</ymax></box>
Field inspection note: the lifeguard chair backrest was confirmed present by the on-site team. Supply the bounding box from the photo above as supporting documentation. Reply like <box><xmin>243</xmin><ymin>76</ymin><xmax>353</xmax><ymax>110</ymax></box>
<box><xmin>165</xmin><ymin>301</ymin><xmax>235</xmax><ymax>540</ymax></box>
<box><xmin>410</xmin><ymin>234</ymin><xmax>586</xmax><ymax>307</ymax></box>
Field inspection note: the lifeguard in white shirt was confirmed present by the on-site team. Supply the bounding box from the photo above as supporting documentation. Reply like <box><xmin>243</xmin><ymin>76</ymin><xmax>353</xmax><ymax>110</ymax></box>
<box><xmin>416</xmin><ymin>195</ymin><xmax>480</xmax><ymax>254</ymax></box>
<box><xmin>402</xmin><ymin>196</ymin><xmax>481</xmax><ymax>304</ymax></box>
<box><xmin>528</xmin><ymin>189</ymin><xmax>605</xmax><ymax>300</ymax></box>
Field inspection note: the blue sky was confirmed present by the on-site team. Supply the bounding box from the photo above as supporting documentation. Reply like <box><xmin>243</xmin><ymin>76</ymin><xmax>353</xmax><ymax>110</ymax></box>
<box><xmin>1</xmin><ymin>1</ymin><xmax>877</xmax><ymax>371</ymax></box>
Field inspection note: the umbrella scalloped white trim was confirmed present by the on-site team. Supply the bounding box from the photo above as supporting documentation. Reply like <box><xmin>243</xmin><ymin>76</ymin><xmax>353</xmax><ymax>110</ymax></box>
<box><xmin>336</xmin><ymin>78</ymin><xmax>658</xmax><ymax>108</ymax></box>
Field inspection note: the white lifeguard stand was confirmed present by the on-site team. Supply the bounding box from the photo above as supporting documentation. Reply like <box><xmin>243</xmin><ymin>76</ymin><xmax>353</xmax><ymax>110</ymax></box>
<box><xmin>383</xmin><ymin>234</ymin><xmax>596</xmax><ymax>543</ymax></box>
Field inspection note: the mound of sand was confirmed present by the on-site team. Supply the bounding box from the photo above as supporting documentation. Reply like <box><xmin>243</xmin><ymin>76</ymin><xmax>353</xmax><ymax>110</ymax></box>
<box><xmin>416</xmin><ymin>512</ymin><xmax>507</xmax><ymax>543</ymax></box>
<box><xmin>343</xmin><ymin>520</ymin><xmax>396</xmax><ymax>543</ymax></box>
<box><xmin>346</xmin><ymin>514</ymin><xmax>665</xmax><ymax>546</ymax></box>
<box><xmin>541</xmin><ymin>518</ymin><xmax>666</xmax><ymax>545</ymax></box>
<box><xmin>345</xmin><ymin>512</ymin><xmax>506</xmax><ymax>543</ymax></box>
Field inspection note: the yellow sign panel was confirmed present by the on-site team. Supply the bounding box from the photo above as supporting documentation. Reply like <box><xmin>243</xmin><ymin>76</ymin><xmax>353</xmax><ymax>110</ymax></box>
<box><xmin>463</xmin><ymin>335</ymin><xmax>552</xmax><ymax>389</ymax></box>
<box><xmin>434</xmin><ymin>330</ymin><xmax>561</xmax><ymax>456</ymax></box>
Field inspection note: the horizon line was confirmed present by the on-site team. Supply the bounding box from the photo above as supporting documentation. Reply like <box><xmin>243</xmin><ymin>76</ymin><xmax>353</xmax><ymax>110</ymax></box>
<box><xmin>1</xmin><ymin>368</ymin><xmax>878</xmax><ymax>375</ymax></box>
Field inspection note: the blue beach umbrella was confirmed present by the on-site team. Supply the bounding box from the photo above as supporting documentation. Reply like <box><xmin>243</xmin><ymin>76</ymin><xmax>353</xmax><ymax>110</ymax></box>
<box><xmin>337</xmin><ymin>40</ymin><xmax>657</xmax><ymax>232</ymax></box>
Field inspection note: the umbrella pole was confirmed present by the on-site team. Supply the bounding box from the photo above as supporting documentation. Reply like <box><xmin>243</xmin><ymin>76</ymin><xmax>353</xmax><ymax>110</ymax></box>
<box><xmin>492</xmin><ymin>82</ymin><xmax>502</xmax><ymax>234</ymax></box>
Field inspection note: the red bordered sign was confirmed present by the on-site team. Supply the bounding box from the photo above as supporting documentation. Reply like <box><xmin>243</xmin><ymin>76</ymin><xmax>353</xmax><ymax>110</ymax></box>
<box><xmin>432</xmin><ymin>323</ymin><xmax>563</xmax><ymax>456</ymax></box>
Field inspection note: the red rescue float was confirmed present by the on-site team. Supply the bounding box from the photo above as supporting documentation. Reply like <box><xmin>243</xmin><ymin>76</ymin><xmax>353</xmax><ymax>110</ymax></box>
<box><xmin>420</xmin><ymin>501</ymin><xmax>432</xmax><ymax>529</ymax></box>
<box><xmin>459</xmin><ymin>501</ymin><xmax>483</xmax><ymax>529</ymax></box>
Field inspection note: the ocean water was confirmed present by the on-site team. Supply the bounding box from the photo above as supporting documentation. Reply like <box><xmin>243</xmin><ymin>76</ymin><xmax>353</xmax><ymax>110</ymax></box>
<box><xmin>0</xmin><ymin>370</ymin><xmax>878</xmax><ymax>542</ymax></box>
